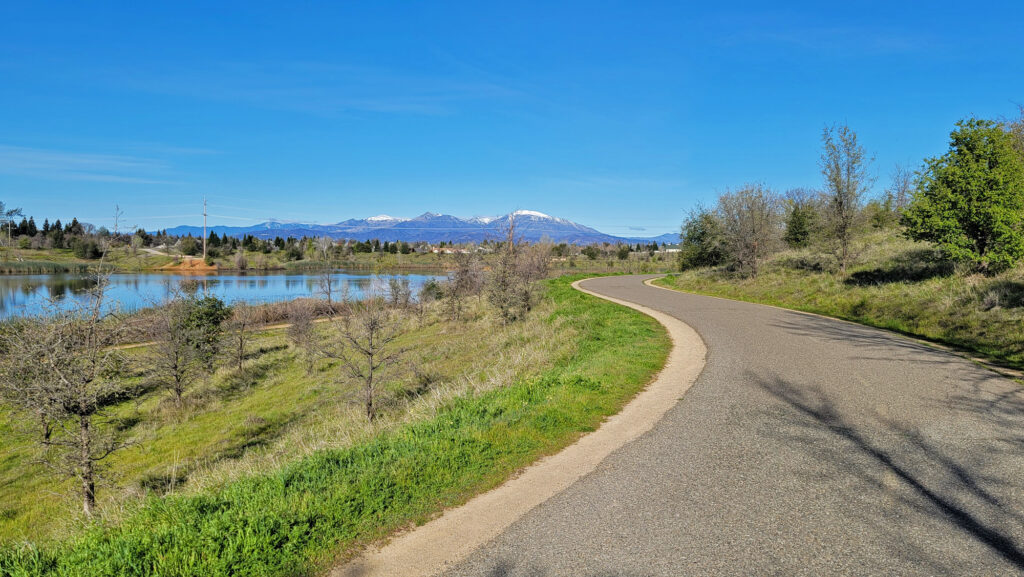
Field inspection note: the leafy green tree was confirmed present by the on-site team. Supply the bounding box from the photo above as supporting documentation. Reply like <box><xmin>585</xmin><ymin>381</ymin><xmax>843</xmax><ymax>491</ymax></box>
<box><xmin>616</xmin><ymin>244</ymin><xmax>630</xmax><ymax>260</ymax></box>
<box><xmin>180</xmin><ymin>236</ymin><xmax>199</xmax><ymax>256</ymax></box>
<box><xmin>902</xmin><ymin>118</ymin><xmax>1024</xmax><ymax>272</ymax></box>
<box><xmin>182</xmin><ymin>295</ymin><xmax>231</xmax><ymax>369</ymax></box>
<box><xmin>678</xmin><ymin>205</ymin><xmax>725</xmax><ymax>270</ymax></box>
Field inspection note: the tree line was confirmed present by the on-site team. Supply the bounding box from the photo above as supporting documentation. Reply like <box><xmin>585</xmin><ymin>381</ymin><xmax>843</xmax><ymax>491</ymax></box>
<box><xmin>678</xmin><ymin>112</ymin><xmax>1024</xmax><ymax>276</ymax></box>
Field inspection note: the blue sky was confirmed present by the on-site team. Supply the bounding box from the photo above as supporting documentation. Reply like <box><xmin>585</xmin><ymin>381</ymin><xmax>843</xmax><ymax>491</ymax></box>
<box><xmin>1</xmin><ymin>1</ymin><xmax>1022</xmax><ymax>237</ymax></box>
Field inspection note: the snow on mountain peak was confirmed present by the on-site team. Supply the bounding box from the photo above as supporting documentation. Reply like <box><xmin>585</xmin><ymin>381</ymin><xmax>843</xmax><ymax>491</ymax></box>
<box><xmin>468</xmin><ymin>215</ymin><xmax>499</xmax><ymax>224</ymax></box>
<box><xmin>511</xmin><ymin>210</ymin><xmax>552</xmax><ymax>219</ymax></box>
<box><xmin>367</xmin><ymin>214</ymin><xmax>405</xmax><ymax>222</ymax></box>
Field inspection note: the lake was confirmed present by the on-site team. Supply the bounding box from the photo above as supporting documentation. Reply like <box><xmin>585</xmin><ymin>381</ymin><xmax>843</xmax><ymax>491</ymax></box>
<box><xmin>0</xmin><ymin>271</ymin><xmax>445</xmax><ymax>318</ymax></box>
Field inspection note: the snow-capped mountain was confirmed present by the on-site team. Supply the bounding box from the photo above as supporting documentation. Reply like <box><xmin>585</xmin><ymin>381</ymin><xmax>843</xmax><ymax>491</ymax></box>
<box><xmin>162</xmin><ymin>211</ymin><xmax>677</xmax><ymax>245</ymax></box>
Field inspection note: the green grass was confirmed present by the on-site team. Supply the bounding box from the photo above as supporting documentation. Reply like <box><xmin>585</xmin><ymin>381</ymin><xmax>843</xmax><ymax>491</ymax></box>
<box><xmin>0</xmin><ymin>248</ymin><xmax>174</xmax><ymax>273</ymax></box>
<box><xmin>654</xmin><ymin>230</ymin><xmax>1024</xmax><ymax>370</ymax></box>
<box><xmin>0</xmin><ymin>275</ymin><xmax>669</xmax><ymax>576</ymax></box>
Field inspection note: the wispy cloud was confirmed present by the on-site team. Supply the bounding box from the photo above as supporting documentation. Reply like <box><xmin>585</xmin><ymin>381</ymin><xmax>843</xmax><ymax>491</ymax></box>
<box><xmin>105</xmin><ymin>61</ymin><xmax>525</xmax><ymax>116</ymax></box>
<box><xmin>0</xmin><ymin>145</ymin><xmax>175</xmax><ymax>184</ymax></box>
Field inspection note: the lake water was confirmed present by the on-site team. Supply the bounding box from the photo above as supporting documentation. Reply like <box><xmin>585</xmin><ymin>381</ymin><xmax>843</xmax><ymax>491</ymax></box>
<box><xmin>0</xmin><ymin>271</ymin><xmax>444</xmax><ymax>318</ymax></box>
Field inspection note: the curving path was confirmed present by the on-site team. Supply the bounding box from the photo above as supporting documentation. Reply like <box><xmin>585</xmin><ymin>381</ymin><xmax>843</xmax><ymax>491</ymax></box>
<box><xmin>442</xmin><ymin>275</ymin><xmax>1024</xmax><ymax>576</ymax></box>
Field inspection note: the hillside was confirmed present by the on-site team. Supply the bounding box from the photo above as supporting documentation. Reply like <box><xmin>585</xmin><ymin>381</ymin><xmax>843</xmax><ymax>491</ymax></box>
<box><xmin>655</xmin><ymin>229</ymin><xmax>1024</xmax><ymax>371</ymax></box>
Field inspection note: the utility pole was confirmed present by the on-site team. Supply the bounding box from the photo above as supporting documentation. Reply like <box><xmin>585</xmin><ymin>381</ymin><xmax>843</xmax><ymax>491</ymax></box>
<box><xmin>202</xmin><ymin>197</ymin><xmax>208</xmax><ymax>259</ymax></box>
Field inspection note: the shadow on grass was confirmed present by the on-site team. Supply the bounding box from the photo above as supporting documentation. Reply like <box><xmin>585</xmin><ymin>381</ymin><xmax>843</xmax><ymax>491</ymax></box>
<box><xmin>216</xmin><ymin>412</ymin><xmax>298</xmax><ymax>461</ymax></box>
<box><xmin>754</xmin><ymin>373</ymin><xmax>1024</xmax><ymax>572</ymax></box>
<box><xmin>845</xmin><ymin>249</ymin><xmax>954</xmax><ymax>286</ymax></box>
<box><xmin>981</xmin><ymin>280</ymin><xmax>1024</xmax><ymax>310</ymax></box>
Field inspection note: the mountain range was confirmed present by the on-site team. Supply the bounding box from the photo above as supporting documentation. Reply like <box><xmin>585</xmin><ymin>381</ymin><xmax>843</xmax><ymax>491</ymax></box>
<box><xmin>162</xmin><ymin>210</ymin><xmax>679</xmax><ymax>245</ymax></box>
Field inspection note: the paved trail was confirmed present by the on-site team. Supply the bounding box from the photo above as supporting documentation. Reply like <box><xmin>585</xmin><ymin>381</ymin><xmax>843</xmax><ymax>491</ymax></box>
<box><xmin>444</xmin><ymin>275</ymin><xmax>1024</xmax><ymax>576</ymax></box>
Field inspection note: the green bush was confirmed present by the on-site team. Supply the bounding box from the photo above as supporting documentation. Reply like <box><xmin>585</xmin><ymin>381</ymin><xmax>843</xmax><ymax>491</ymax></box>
<box><xmin>902</xmin><ymin>118</ymin><xmax>1024</xmax><ymax>272</ymax></box>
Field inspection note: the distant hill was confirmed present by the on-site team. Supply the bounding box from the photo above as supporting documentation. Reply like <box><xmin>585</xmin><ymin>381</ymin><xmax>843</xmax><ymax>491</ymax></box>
<box><xmin>162</xmin><ymin>210</ymin><xmax>679</xmax><ymax>245</ymax></box>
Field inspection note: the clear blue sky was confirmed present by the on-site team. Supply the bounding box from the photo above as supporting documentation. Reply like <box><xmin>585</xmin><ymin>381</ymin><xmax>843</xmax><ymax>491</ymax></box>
<box><xmin>2</xmin><ymin>1</ymin><xmax>1022</xmax><ymax>237</ymax></box>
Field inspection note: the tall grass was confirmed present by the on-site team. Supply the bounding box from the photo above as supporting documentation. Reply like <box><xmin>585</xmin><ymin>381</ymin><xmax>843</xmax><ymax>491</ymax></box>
<box><xmin>0</xmin><ymin>261</ymin><xmax>91</xmax><ymax>274</ymax></box>
<box><xmin>0</xmin><ymin>276</ymin><xmax>669</xmax><ymax>576</ymax></box>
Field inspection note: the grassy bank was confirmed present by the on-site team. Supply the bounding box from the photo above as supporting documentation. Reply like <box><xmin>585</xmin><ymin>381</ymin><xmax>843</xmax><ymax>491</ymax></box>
<box><xmin>0</xmin><ymin>248</ymin><xmax>175</xmax><ymax>273</ymax></box>
<box><xmin>0</xmin><ymin>276</ymin><xmax>669</xmax><ymax>576</ymax></box>
<box><xmin>654</xmin><ymin>230</ymin><xmax>1024</xmax><ymax>370</ymax></box>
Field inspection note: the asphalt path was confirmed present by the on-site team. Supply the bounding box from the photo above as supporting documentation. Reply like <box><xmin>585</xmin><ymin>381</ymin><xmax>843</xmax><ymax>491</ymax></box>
<box><xmin>444</xmin><ymin>275</ymin><xmax>1024</xmax><ymax>576</ymax></box>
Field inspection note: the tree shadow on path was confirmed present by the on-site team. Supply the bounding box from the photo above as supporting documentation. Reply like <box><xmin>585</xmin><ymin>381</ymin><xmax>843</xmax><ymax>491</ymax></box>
<box><xmin>755</xmin><ymin>373</ymin><xmax>1024</xmax><ymax>572</ymax></box>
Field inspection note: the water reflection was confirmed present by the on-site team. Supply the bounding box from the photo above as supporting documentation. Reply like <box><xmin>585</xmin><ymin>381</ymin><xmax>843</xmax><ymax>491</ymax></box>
<box><xmin>0</xmin><ymin>271</ymin><xmax>442</xmax><ymax>318</ymax></box>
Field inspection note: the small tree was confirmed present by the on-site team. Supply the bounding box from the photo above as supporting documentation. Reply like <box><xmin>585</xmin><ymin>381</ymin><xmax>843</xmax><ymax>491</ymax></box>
<box><xmin>782</xmin><ymin>188</ymin><xmax>819</xmax><ymax>248</ymax></box>
<box><xmin>318</xmin><ymin>271</ymin><xmax>338</xmax><ymax>308</ymax></box>
<box><xmin>820</xmin><ymin>123</ymin><xmax>873</xmax><ymax>273</ymax></box>
<box><xmin>902</xmin><ymin>118</ymin><xmax>1024</xmax><ymax>272</ymax></box>
<box><xmin>183</xmin><ymin>295</ymin><xmax>230</xmax><ymax>370</ymax></box>
<box><xmin>444</xmin><ymin>251</ymin><xmax>485</xmax><ymax>320</ymax></box>
<box><xmin>387</xmin><ymin>277</ymin><xmax>412</xmax><ymax>308</ymax></box>
<box><xmin>286</xmin><ymin>300</ymin><xmax>319</xmax><ymax>375</ymax></box>
<box><xmin>0</xmin><ymin>272</ymin><xmax>130</xmax><ymax>516</ymax></box>
<box><xmin>316</xmin><ymin>236</ymin><xmax>333</xmax><ymax>261</ymax></box>
<box><xmin>885</xmin><ymin>163</ymin><xmax>914</xmax><ymax>214</ymax></box>
<box><xmin>149</xmin><ymin>295</ymin><xmax>205</xmax><ymax>405</ymax></box>
<box><xmin>717</xmin><ymin>184</ymin><xmax>782</xmax><ymax>277</ymax></box>
<box><xmin>129</xmin><ymin>234</ymin><xmax>143</xmax><ymax>256</ymax></box>
<box><xmin>225</xmin><ymin>302</ymin><xmax>259</xmax><ymax>370</ymax></box>
<box><xmin>486</xmin><ymin>218</ymin><xmax>547</xmax><ymax>324</ymax></box>
<box><xmin>321</xmin><ymin>294</ymin><xmax>405</xmax><ymax>422</ymax></box>
<box><xmin>678</xmin><ymin>205</ymin><xmax>725</xmax><ymax>270</ymax></box>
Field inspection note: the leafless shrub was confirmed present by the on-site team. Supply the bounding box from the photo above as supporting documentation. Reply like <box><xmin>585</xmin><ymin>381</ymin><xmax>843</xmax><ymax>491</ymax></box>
<box><xmin>286</xmin><ymin>300</ymin><xmax>319</xmax><ymax>375</ymax></box>
<box><xmin>388</xmin><ymin>277</ymin><xmax>412</xmax><ymax>308</ymax></box>
<box><xmin>487</xmin><ymin>217</ymin><xmax>550</xmax><ymax>324</ymax></box>
<box><xmin>319</xmin><ymin>292</ymin><xmax>406</xmax><ymax>422</ymax></box>
<box><xmin>224</xmin><ymin>302</ymin><xmax>259</xmax><ymax>370</ymax></box>
<box><xmin>717</xmin><ymin>183</ymin><xmax>783</xmax><ymax>277</ymax></box>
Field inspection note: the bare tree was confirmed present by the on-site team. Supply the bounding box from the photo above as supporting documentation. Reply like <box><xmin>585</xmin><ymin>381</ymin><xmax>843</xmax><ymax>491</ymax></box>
<box><xmin>444</xmin><ymin>251</ymin><xmax>485</xmax><ymax>320</ymax></box>
<box><xmin>286</xmin><ymin>300</ymin><xmax>319</xmax><ymax>375</ymax></box>
<box><xmin>318</xmin><ymin>271</ymin><xmax>338</xmax><ymax>308</ymax></box>
<box><xmin>487</xmin><ymin>218</ymin><xmax>527</xmax><ymax>324</ymax></box>
<box><xmin>225</xmin><ymin>302</ymin><xmax>259</xmax><ymax>370</ymax></box>
<box><xmin>0</xmin><ymin>212</ymin><xmax>130</xmax><ymax>516</ymax></box>
<box><xmin>885</xmin><ymin>163</ymin><xmax>914</xmax><ymax>213</ymax></box>
<box><xmin>149</xmin><ymin>295</ymin><xmax>204</xmax><ymax>406</ymax></box>
<box><xmin>316</xmin><ymin>236</ymin><xmax>334</xmax><ymax>261</ymax></box>
<box><xmin>820</xmin><ymin>123</ymin><xmax>874</xmax><ymax>274</ymax></box>
<box><xmin>387</xmin><ymin>277</ymin><xmax>412</xmax><ymax>308</ymax></box>
<box><xmin>321</xmin><ymin>294</ymin><xmax>405</xmax><ymax>422</ymax></box>
<box><xmin>717</xmin><ymin>184</ymin><xmax>783</xmax><ymax>277</ymax></box>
